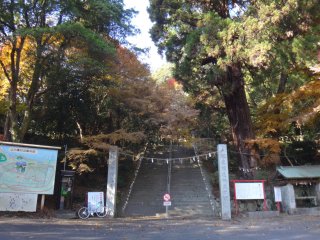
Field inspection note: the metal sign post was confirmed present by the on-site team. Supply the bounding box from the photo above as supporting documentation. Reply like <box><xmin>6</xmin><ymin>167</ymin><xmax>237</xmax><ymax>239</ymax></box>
<box><xmin>163</xmin><ymin>193</ymin><xmax>171</xmax><ymax>218</ymax></box>
<box><xmin>164</xmin><ymin>142</ymin><xmax>173</xmax><ymax>218</ymax></box>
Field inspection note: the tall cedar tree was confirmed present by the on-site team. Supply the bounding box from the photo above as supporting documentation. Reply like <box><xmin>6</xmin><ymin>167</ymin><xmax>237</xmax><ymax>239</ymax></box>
<box><xmin>149</xmin><ymin>0</ymin><xmax>256</xmax><ymax>176</ymax></box>
<box><xmin>148</xmin><ymin>0</ymin><xmax>320</xmax><ymax>177</ymax></box>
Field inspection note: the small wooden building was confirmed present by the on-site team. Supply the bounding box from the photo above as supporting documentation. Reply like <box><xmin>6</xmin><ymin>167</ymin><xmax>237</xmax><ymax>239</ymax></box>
<box><xmin>276</xmin><ymin>165</ymin><xmax>320</xmax><ymax>212</ymax></box>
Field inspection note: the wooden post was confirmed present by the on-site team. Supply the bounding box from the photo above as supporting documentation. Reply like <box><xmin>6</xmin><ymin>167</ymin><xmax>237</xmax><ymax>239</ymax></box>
<box><xmin>40</xmin><ymin>195</ymin><xmax>45</xmax><ymax>211</ymax></box>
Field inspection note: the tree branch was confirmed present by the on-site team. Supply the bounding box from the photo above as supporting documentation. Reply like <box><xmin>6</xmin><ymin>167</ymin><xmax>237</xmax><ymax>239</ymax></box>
<box><xmin>22</xmin><ymin>2</ymin><xmax>31</xmax><ymax>28</ymax></box>
<box><xmin>0</xmin><ymin>60</ymin><xmax>11</xmax><ymax>82</ymax></box>
<box><xmin>0</xmin><ymin>19</ymin><xmax>14</xmax><ymax>31</ymax></box>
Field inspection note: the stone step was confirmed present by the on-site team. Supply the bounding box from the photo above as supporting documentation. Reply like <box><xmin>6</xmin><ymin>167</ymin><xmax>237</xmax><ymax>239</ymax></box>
<box><xmin>172</xmin><ymin>198</ymin><xmax>211</xmax><ymax>202</ymax></box>
<box><xmin>171</xmin><ymin>190</ymin><xmax>207</xmax><ymax>193</ymax></box>
<box><xmin>170</xmin><ymin>191</ymin><xmax>208</xmax><ymax>195</ymax></box>
<box><xmin>131</xmin><ymin>185</ymin><xmax>167</xmax><ymax>188</ymax></box>
<box><xmin>128</xmin><ymin>197</ymin><xmax>164</xmax><ymax>201</ymax></box>
<box><xmin>170</xmin><ymin>206</ymin><xmax>213</xmax><ymax>211</ymax></box>
<box><xmin>172</xmin><ymin>198</ymin><xmax>210</xmax><ymax>202</ymax></box>
<box><xmin>127</xmin><ymin>202</ymin><xmax>165</xmax><ymax>207</ymax></box>
<box><xmin>124</xmin><ymin>146</ymin><xmax>214</xmax><ymax>218</ymax></box>
<box><xmin>171</xmin><ymin>204</ymin><xmax>212</xmax><ymax>208</ymax></box>
<box><xmin>171</xmin><ymin>186</ymin><xmax>206</xmax><ymax>189</ymax></box>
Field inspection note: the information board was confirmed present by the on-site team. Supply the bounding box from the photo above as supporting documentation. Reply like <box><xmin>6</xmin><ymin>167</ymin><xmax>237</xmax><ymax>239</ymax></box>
<box><xmin>274</xmin><ymin>187</ymin><xmax>282</xmax><ymax>202</ymax></box>
<box><xmin>0</xmin><ymin>193</ymin><xmax>38</xmax><ymax>212</ymax></box>
<box><xmin>88</xmin><ymin>192</ymin><xmax>104</xmax><ymax>213</ymax></box>
<box><xmin>0</xmin><ymin>143</ymin><xmax>59</xmax><ymax>194</ymax></box>
<box><xmin>235</xmin><ymin>182</ymin><xmax>264</xmax><ymax>200</ymax></box>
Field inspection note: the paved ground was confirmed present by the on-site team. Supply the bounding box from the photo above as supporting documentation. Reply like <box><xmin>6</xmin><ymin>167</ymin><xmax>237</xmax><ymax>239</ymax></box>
<box><xmin>0</xmin><ymin>214</ymin><xmax>320</xmax><ymax>240</ymax></box>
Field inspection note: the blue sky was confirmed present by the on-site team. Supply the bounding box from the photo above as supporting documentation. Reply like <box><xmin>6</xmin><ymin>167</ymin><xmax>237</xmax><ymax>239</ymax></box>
<box><xmin>124</xmin><ymin>0</ymin><xmax>167</xmax><ymax>72</ymax></box>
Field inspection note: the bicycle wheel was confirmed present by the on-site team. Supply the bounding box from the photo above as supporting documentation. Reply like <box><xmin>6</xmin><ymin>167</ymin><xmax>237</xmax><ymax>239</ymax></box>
<box><xmin>78</xmin><ymin>207</ymin><xmax>90</xmax><ymax>219</ymax></box>
<box><xmin>97</xmin><ymin>207</ymin><xmax>108</xmax><ymax>218</ymax></box>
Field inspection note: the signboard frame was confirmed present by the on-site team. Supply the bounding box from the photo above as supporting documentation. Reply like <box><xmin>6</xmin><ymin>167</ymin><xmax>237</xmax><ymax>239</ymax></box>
<box><xmin>274</xmin><ymin>186</ymin><xmax>282</xmax><ymax>211</ymax></box>
<box><xmin>0</xmin><ymin>141</ymin><xmax>60</xmax><ymax>195</ymax></box>
<box><xmin>274</xmin><ymin>186</ymin><xmax>282</xmax><ymax>202</ymax></box>
<box><xmin>231</xmin><ymin>180</ymin><xmax>267</xmax><ymax>214</ymax></box>
<box><xmin>87</xmin><ymin>192</ymin><xmax>104</xmax><ymax>214</ymax></box>
<box><xmin>234</xmin><ymin>182</ymin><xmax>264</xmax><ymax>200</ymax></box>
<box><xmin>0</xmin><ymin>141</ymin><xmax>60</xmax><ymax>212</ymax></box>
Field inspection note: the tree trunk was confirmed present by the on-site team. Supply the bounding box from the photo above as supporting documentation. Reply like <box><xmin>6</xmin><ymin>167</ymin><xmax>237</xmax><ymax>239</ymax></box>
<box><xmin>76</xmin><ymin>121</ymin><xmax>84</xmax><ymax>142</ymax></box>
<box><xmin>271</xmin><ymin>72</ymin><xmax>288</xmax><ymax>138</ymax></box>
<box><xmin>4</xmin><ymin>37</ymin><xmax>44</xmax><ymax>143</ymax></box>
<box><xmin>3</xmin><ymin>36</ymin><xmax>26</xmax><ymax>143</ymax></box>
<box><xmin>276</xmin><ymin>72</ymin><xmax>288</xmax><ymax>94</ymax></box>
<box><xmin>3</xmin><ymin>111</ymin><xmax>11</xmax><ymax>141</ymax></box>
<box><xmin>8</xmin><ymin>80</ymin><xmax>20</xmax><ymax>142</ymax></box>
<box><xmin>19</xmin><ymin>39</ymin><xmax>45</xmax><ymax>141</ymax></box>
<box><xmin>221</xmin><ymin>65</ymin><xmax>256</xmax><ymax>178</ymax></box>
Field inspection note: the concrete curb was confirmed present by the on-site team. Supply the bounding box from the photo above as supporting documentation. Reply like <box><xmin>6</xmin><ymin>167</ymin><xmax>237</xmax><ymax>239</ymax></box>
<box><xmin>246</xmin><ymin>211</ymin><xmax>280</xmax><ymax>219</ymax></box>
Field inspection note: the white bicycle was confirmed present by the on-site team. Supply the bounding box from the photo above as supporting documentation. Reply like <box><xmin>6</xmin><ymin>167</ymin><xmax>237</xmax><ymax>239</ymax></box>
<box><xmin>78</xmin><ymin>202</ymin><xmax>110</xmax><ymax>219</ymax></box>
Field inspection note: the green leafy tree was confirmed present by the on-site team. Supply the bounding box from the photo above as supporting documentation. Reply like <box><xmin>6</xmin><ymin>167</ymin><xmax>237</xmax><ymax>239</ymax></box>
<box><xmin>148</xmin><ymin>0</ymin><xmax>257</xmax><ymax>175</ymax></box>
<box><xmin>0</xmin><ymin>0</ymin><xmax>135</xmax><ymax>142</ymax></box>
<box><xmin>49</xmin><ymin>44</ymin><xmax>198</xmax><ymax>173</ymax></box>
<box><xmin>152</xmin><ymin>63</ymin><xmax>175</xmax><ymax>84</ymax></box>
<box><xmin>148</xmin><ymin>0</ymin><xmax>320</xmax><ymax>176</ymax></box>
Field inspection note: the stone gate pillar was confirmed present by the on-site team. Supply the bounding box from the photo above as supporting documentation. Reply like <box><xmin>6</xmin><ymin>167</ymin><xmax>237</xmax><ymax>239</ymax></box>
<box><xmin>316</xmin><ymin>183</ymin><xmax>320</xmax><ymax>204</ymax></box>
<box><xmin>106</xmin><ymin>146</ymin><xmax>119</xmax><ymax>218</ymax></box>
<box><xmin>280</xmin><ymin>184</ymin><xmax>296</xmax><ymax>213</ymax></box>
<box><xmin>217</xmin><ymin>144</ymin><xmax>231</xmax><ymax>220</ymax></box>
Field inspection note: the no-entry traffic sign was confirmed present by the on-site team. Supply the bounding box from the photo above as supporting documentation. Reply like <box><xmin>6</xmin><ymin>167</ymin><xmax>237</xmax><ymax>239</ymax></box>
<box><xmin>163</xmin><ymin>193</ymin><xmax>171</xmax><ymax>202</ymax></box>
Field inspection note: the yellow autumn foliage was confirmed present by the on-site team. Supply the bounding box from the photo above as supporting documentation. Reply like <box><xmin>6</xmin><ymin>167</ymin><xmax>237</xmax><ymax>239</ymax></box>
<box><xmin>0</xmin><ymin>35</ymin><xmax>64</xmax><ymax>102</ymax></box>
<box><xmin>246</xmin><ymin>138</ymin><xmax>281</xmax><ymax>166</ymax></box>
<box><xmin>0</xmin><ymin>37</ymin><xmax>36</xmax><ymax>94</ymax></box>
<box><xmin>256</xmin><ymin>80</ymin><xmax>320</xmax><ymax>136</ymax></box>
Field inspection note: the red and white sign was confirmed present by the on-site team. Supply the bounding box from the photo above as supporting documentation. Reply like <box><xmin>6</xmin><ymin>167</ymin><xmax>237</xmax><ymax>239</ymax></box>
<box><xmin>234</xmin><ymin>182</ymin><xmax>264</xmax><ymax>200</ymax></box>
<box><xmin>274</xmin><ymin>187</ymin><xmax>282</xmax><ymax>202</ymax></box>
<box><xmin>231</xmin><ymin>180</ymin><xmax>267</xmax><ymax>214</ymax></box>
<box><xmin>163</xmin><ymin>193</ymin><xmax>171</xmax><ymax>202</ymax></box>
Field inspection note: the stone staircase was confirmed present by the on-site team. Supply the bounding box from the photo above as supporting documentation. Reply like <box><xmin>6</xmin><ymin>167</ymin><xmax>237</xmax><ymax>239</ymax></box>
<box><xmin>169</xmin><ymin>162</ymin><xmax>214</xmax><ymax>218</ymax></box>
<box><xmin>123</xmin><ymin>161</ymin><xmax>167</xmax><ymax>217</ymax></box>
<box><xmin>123</xmin><ymin>145</ymin><xmax>215</xmax><ymax>219</ymax></box>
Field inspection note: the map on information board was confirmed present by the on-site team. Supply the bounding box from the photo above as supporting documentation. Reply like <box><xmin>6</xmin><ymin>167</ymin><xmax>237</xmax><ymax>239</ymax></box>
<box><xmin>0</xmin><ymin>144</ymin><xmax>58</xmax><ymax>194</ymax></box>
